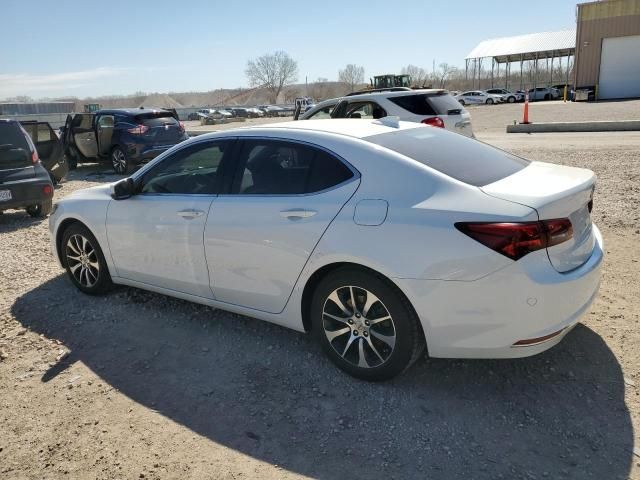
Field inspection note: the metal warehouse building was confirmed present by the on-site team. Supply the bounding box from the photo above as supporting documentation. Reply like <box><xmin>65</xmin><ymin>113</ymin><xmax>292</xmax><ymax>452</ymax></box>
<box><xmin>574</xmin><ymin>0</ymin><xmax>640</xmax><ymax>99</ymax></box>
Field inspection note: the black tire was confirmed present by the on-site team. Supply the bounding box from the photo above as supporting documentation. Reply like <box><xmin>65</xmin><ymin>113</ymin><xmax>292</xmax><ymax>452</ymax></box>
<box><xmin>311</xmin><ymin>267</ymin><xmax>425</xmax><ymax>381</ymax></box>
<box><xmin>544</xmin><ymin>94</ymin><xmax>550</xmax><ymax>101</ymax></box>
<box><xmin>458</xmin><ymin>99</ymin><xmax>465</xmax><ymax>105</ymax></box>
<box><xmin>26</xmin><ymin>200</ymin><xmax>52</xmax><ymax>218</ymax></box>
<box><xmin>486</xmin><ymin>98</ymin><xmax>494</xmax><ymax>105</ymax></box>
<box><xmin>61</xmin><ymin>223</ymin><xmax>113</xmax><ymax>295</ymax></box>
<box><xmin>507</xmin><ymin>96</ymin><xmax>516</xmax><ymax>103</ymax></box>
<box><xmin>111</xmin><ymin>146</ymin><xmax>132</xmax><ymax>175</ymax></box>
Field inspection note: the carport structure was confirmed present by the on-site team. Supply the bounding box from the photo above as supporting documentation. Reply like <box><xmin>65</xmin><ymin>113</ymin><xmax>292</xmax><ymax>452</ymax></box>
<box><xmin>465</xmin><ymin>29</ymin><xmax>576</xmax><ymax>92</ymax></box>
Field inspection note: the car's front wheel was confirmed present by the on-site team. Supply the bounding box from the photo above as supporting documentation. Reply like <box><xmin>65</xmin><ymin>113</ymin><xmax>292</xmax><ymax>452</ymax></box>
<box><xmin>312</xmin><ymin>267</ymin><xmax>425</xmax><ymax>381</ymax></box>
<box><xmin>111</xmin><ymin>146</ymin><xmax>131</xmax><ymax>175</ymax></box>
<box><xmin>61</xmin><ymin>223</ymin><xmax>113</xmax><ymax>295</ymax></box>
<box><xmin>507</xmin><ymin>96</ymin><xmax>516</xmax><ymax>103</ymax></box>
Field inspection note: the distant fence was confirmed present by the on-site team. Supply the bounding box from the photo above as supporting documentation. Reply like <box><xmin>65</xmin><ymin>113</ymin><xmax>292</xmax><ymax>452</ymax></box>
<box><xmin>0</xmin><ymin>113</ymin><xmax>69</xmax><ymax>129</ymax></box>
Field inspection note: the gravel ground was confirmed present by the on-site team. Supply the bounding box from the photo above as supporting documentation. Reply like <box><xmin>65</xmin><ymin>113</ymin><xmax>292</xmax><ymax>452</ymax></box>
<box><xmin>1</xmin><ymin>101</ymin><xmax>640</xmax><ymax>479</ymax></box>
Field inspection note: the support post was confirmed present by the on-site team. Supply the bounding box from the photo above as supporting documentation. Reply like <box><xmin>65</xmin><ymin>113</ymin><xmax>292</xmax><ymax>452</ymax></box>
<box><xmin>520</xmin><ymin>54</ymin><xmax>524</xmax><ymax>90</ymax></box>
<box><xmin>491</xmin><ymin>58</ymin><xmax>495</xmax><ymax>88</ymax></box>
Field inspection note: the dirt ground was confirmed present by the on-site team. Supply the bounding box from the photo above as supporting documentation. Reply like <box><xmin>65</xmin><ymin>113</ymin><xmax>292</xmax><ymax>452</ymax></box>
<box><xmin>1</xmin><ymin>101</ymin><xmax>640</xmax><ymax>480</ymax></box>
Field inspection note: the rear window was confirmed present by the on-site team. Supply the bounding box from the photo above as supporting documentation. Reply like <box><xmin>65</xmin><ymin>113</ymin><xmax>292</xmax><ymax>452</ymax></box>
<box><xmin>365</xmin><ymin>127</ymin><xmax>529</xmax><ymax>187</ymax></box>
<box><xmin>135</xmin><ymin>112</ymin><xmax>178</xmax><ymax>126</ymax></box>
<box><xmin>388</xmin><ymin>95</ymin><xmax>436</xmax><ymax>115</ymax></box>
<box><xmin>427</xmin><ymin>93</ymin><xmax>465</xmax><ymax>115</ymax></box>
<box><xmin>389</xmin><ymin>93</ymin><xmax>462</xmax><ymax>116</ymax></box>
<box><xmin>0</xmin><ymin>123</ymin><xmax>31</xmax><ymax>168</ymax></box>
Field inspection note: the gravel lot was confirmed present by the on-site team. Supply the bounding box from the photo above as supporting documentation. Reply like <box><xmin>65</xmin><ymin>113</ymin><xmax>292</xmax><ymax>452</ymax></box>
<box><xmin>1</xmin><ymin>101</ymin><xmax>639</xmax><ymax>480</ymax></box>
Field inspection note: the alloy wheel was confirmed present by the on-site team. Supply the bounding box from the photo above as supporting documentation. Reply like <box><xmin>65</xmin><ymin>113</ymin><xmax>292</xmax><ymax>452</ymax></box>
<box><xmin>112</xmin><ymin>149</ymin><xmax>126</xmax><ymax>174</ymax></box>
<box><xmin>65</xmin><ymin>234</ymin><xmax>100</xmax><ymax>287</ymax></box>
<box><xmin>322</xmin><ymin>286</ymin><xmax>396</xmax><ymax>368</ymax></box>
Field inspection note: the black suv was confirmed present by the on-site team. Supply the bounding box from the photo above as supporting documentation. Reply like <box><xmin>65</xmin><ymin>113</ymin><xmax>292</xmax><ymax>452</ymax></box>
<box><xmin>62</xmin><ymin>108</ymin><xmax>188</xmax><ymax>174</ymax></box>
<box><xmin>0</xmin><ymin>119</ymin><xmax>54</xmax><ymax>217</ymax></box>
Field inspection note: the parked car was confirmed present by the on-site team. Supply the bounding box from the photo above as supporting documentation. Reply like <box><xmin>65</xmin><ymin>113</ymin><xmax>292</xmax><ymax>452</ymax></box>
<box><xmin>485</xmin><ymin>88</ymin><xmax>523</xmax><ymax>103</ymax></box>
<box><xmin>49</xmin><ymin>119</ymin><xmax>602</xmax><ymax>380</ymax></box>
<box><xmin>455</xmin><ymin>91</ymin><xmax>504</xmax><ymax>105</ymax></box>
<box><xmin>20</xmin><ymin>120</ymin><xmax>68</xmax><ymax>183</ymax></box>
<box><xmin>245</xmin><ymin>107</ymin><xmax>265</xmax><ymax>118</ymax></box>
<box><xmin>229</xmin><ymin>107</ymin><xmax>249</xmax><ymax>118</ymax></box>
<box><xmin>216</xmin><ymin>109</ymin><xmax>233</xmax><ymax>118</ymax></box>
<box><xmin>527</xmin><ymin>87</ymin><xmax>561</xmax><ymax>101</ymax></box>
<box><xmin>301</xmin><ymin>89</ymin><xmax>474</xmax><ymax>137</ymax></box>
<box><xmin>0</xmin><ymin>119</ymin><xmax>54</xmax><ymax>217</ymax></box>
<box><xmin>258</xmin><ymin>105</ymin><xmax>286</xmax><ymax>117</ymax></box>
<box><xmin>62</xmin><ymin>108</ymin><xmax>188</xmax><ymax>174</ymax></box>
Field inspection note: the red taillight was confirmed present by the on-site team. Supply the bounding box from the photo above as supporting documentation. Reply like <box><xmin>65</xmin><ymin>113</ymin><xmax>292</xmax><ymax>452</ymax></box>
<box><xmin>421</xmin><ymin>117</ymin><xmax>445</xmax><ymax>128</ymax></box>
<box><xmin>178</xmin><ymin>121</ymin><xmax>185</xmax><ymax>132</ymax></box>
<box><xmin>42</xmin><ymin>184</ymin><xmax>53</xmax><ymax>196</ymax></box>
<box><xmin>31</xmin><ymin>150</ymin><xmax>39</xmax><ymax>164</ymax></box>
<box><xmin>127</xmin><ymin>124</ymin><xmax>149</xmax><ymax>135</ymax></box>
<box><xmin>455</xmin><ymin>218</ymin><xmax>573</xmax><ymax>260</ymax></box>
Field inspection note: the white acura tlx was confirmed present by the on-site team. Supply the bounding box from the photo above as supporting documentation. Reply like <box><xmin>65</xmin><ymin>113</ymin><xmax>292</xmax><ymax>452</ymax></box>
<box><xmin>49</xmin><ymin>119</ymin><xmax>603</xmax><ymax>380</ymax></box>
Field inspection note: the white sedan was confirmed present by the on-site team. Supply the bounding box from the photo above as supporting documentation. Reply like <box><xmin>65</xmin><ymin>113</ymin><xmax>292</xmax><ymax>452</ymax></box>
<box><xmin>455</xmin><ymin>90</ymin><xmax>504</xmax><ymax>105</ymax></box>
<box><xmin>49</xmin><ymin>119</ymin><xmax>603</xmax><ymax>381</ymax></box>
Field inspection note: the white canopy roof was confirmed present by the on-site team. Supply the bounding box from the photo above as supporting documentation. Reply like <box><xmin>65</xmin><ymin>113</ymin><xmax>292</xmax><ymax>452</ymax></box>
<box><xmin>466</xmin><ymin>29</ymin><xmax>576</xmax><ymax>62</ymax></box>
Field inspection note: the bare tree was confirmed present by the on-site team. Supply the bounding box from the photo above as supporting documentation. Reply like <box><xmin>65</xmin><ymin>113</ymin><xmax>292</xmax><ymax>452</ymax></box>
<box><xmin>246</xmin><ymin>51</ymin><xmax>298</xmax><ymax>104</ymax></box>
<box><xmin>338</xmin><ymin>64</ymin><xmax>365</xmax><ymax>92</ymax></box>
<box><xmin>435</xmin><ymin>63</ymin><xmax>458</xmax><ymax>88</ymax></box>
<box><xmin>401</xmin><ymin>65</ymin><xmax>429</xmax><ymax>87</ymax></box>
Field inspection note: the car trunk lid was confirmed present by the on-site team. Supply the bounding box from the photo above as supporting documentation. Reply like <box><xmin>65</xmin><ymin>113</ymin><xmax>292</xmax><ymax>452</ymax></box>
<box><xmin>481</xmin><ymin>161</ymin><xmax>595</xmax><ymax>272</ymax></box>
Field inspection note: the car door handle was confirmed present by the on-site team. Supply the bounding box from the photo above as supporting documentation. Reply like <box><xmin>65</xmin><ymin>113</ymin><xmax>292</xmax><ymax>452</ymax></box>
<box><xmin>280</xmin><ymin>208</ymin><xmax>317</xmax><ymax>220</ymax></box>
<box><xmin>177</xmin><ymin>209</ymin><xmax>205</xmax><ymax>219</ymax></box>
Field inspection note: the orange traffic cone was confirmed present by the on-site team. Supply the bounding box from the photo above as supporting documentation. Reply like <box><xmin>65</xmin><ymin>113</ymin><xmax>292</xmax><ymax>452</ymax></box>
<box><xmin>522</xmin><ymin>93</ymin><xmax>530</xmax><ymax>124</ymax></box>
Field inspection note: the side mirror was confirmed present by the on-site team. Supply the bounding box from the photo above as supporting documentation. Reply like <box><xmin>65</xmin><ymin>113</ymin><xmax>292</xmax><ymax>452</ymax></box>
<box><xmin>110</xmin><ymin>177</ymin><xmax>136</xmax><ymax>200</ymax></box>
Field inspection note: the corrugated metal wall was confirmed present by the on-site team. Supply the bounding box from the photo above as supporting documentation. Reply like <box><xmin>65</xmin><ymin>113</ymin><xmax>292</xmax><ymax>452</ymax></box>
<box><xmin>0</xmin><ymin>102</ymin><xmax>75</xmax><ymax>115</ymax></box>
<box><xmin>575</xmin><ymin>0</ymin><xmax>640</xmax><ymax>88</ymax></box>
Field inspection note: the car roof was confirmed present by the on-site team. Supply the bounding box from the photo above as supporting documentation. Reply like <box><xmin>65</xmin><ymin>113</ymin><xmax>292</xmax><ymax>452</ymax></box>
<box><xmin>219</xmin><ymin>119</ymin><xmax>425</xmax><ymax>140</ymax></box>
<box><xmin>93</xmin><ymin>108</ymin><xmax>172</xmax><ymax>116</ymax></box>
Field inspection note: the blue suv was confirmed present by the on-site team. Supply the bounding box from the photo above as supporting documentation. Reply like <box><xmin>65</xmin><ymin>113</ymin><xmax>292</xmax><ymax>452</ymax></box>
<box><xmin>62</xmin><ymin>108</ymin><xmax>188</xmax><ymax>174</ymax></box>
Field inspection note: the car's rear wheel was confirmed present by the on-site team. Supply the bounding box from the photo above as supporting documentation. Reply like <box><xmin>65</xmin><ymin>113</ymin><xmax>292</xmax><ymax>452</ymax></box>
<box><xmin>544</xmin><ymin>94</ymin><xmax>551</xmax><ymax>100</ymax></box>
<box><xmin>111</xmin><ymin>146</ymin><xmax>132</xmax><ymax>175</ymax></box>
<box><xmin>61</xmin><ymin>223</ymin><xmax>113</xmax><ymax>295</ymax></box>
<box><xmin>486</xmin><ymin>98</ymin><xmax>494</xmax><ymax>105</ymax></box>
<box><xmin>312</xmin><ymin>267</ymin><xmax>425</xmax><ymax>381</ymax></box>
<box><xmin>26</xmin><ymin>200</ymin><xmax>52</xmax><ymax>218</ymax></box>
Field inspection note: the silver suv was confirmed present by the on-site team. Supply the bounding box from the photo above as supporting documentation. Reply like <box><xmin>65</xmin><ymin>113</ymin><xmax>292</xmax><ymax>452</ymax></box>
<box><xmin>300</xmin><ymin>89</ymin><xmax>474</xmax><ymax>137</ymax></box>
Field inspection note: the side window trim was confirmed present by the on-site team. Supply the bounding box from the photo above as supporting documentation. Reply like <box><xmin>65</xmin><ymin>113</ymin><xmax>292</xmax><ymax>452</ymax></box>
<box><xmin>225</xmin><ymin>136</ymin><xmax>359</xmax><ymax>197</ymax></box>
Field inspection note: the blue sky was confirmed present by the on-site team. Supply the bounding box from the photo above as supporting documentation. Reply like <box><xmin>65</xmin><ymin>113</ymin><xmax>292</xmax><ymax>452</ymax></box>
<box><xmin>1</xmin><ymin>0</ymin><xmax>579</xmax><ymax>99</ymax></box>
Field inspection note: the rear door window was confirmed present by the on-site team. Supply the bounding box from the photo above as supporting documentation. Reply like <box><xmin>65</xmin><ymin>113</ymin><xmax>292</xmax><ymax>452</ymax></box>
<box><xmin>365</xmin><ymin>127</ymin><xmax>529</xmax><ymax>187</ymax></box>
<box><xmin>232</xmin><ymin>140</ymin><xmax>354</xmax><ymax>195</ymax></box>
<box><xmin>0</xmin><ymin>123</ymin><xmax>31</xmax><ymax>169</ymax></box>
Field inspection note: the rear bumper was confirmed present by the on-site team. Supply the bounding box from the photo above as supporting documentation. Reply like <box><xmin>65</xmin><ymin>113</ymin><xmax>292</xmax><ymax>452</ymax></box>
<box><xmin>0</xmin><ymin>178</ymin><xmax>53</xmax><ymax>211</ymax></box>
<box><xmin>397</xmin><ymin>224</ymin><xmax>604</xmax><ymax>359</ymax></box>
